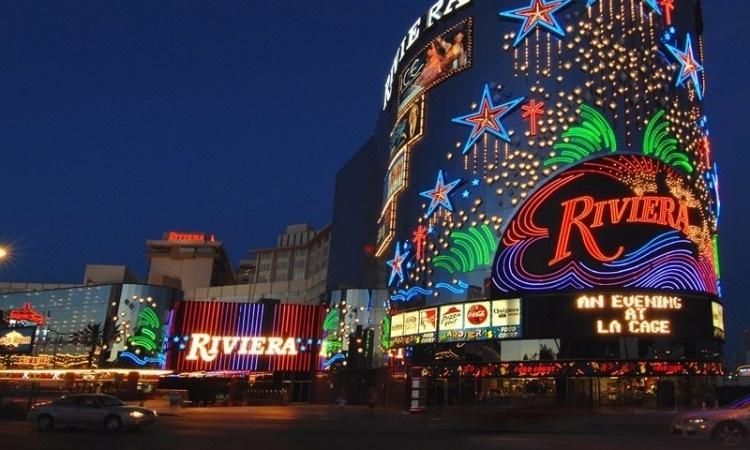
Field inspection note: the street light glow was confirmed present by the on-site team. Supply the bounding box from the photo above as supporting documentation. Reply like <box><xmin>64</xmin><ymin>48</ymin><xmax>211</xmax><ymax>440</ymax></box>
<box><xmin>0</xmin><ymin>247</ymin><xmax>8</xmax><ymax>260</ymax></box>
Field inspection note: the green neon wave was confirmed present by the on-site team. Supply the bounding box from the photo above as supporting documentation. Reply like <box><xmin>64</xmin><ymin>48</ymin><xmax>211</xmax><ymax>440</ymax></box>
<box><xmin>642</xmin><ymin>110</ymin><xmax>694</xmax><ymax>174</ymax></box>
<box><xmin>322</xmin><ymin>310</ymin><xmax>339</xmax><ymax>332</ymax></box>
<box><xmin>433</xmin><ymin>225</ymin><xmax>498</xmax><ymax>274</ymax></box>
<box><xmin>544</xmin><ymin>104</ymin><xmax>617</xmax><ymax>167</ymax></box>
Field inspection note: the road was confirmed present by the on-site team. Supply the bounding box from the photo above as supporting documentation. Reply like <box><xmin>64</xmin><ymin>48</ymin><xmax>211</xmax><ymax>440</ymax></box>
<box><xmin>0</xmin><ymin>405</ymin><xmax>732</xmax><ymax>450</ymax></box>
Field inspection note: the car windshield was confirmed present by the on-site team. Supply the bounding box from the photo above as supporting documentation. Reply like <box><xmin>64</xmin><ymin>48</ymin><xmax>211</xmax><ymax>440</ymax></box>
<box><xmin>97</xmin><ymin>396</ymin><xmax>126</xmax><ymax>407</ymax></box>
<box><xmin>725</xmin><ymin>396</ymin><xmax>750</xmax><ymax>409</ymax></box>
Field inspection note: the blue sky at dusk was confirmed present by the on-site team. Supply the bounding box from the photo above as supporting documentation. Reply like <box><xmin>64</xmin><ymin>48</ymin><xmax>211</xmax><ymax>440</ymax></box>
<box><xmin>0</xmin><ymin>1</ymin><xmax>748</xmax><ymax>353</ymax></box>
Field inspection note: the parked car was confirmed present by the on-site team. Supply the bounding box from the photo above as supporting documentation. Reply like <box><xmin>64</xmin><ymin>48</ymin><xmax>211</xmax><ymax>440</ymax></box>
<box><xmin>672</xmin><ymin>395</ymin><xmax>750</xmax><ymax>446</ymax></box>
<box><xmin>26</xmin><ymin>394</ymin><xmax>156</xmax><ymax>432</ymax></box>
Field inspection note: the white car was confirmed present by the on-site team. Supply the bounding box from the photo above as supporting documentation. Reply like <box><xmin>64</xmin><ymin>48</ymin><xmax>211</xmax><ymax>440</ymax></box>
<box><xmin>672</xmin><ymin>396</ymin><xmax>750</xmax><ymax>446</ymax></box>
<box><xmin>27</xmin><ymin>394</ymin><xmax>156</xmax><ymax>432</ymax></box>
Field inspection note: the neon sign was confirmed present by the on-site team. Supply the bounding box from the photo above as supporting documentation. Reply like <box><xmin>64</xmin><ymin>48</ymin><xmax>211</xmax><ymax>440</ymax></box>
<box><xmin>551</xmin><ymin>195</ymin><xmax>691</xmax><ymax>266</ymax></box>
<box><xmin>576</xmin><ymin>294</ymin><xmax>682</xmax><ymax>335</ymax></box>
<box><xmin>0</xmin><ymin>331</ymin><xmax>33</xmax><ymax>348</ymax></box>
<box><xmin>186</xmin><ymin>334</ymin><xmax>298</xmax><ymax>363</ymax></box>
<box><xmin>166</xmin><ymin>232</ymin><xmax>214</xmax><ymax>242</ymax></box>
<box><xmin>492</xmin><ymin>155</ymin><xmax>719</xmax><ymax>295</ymax></box>
<box><xmin>8</xmin><ymin>304</ymin><xmax>46</xmax><ymax>326</ymax></box>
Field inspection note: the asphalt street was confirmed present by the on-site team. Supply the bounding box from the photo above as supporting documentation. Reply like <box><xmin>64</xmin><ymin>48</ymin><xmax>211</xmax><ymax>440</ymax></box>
<box><xmin>0</xmin><ymin>405</ymin><xmax>734</xmax><ymax>450</ymax></box>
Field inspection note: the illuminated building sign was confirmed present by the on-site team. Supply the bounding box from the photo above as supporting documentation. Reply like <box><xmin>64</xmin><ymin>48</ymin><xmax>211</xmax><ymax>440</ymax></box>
<box><xmin>382</xmin><ymin>0</ymin><xmax>473</xmax><ymax>109</ymax></box>
<box><xmin>390</xmin><ymin>300</ymin><xmax>521</xmax><ymax>347</ymax></box>
<box><xmin>171</xmin><ymin>302</ymin><xmax>324</xmax><ymax>373</ymax></box>
<box><xmin>166</xmin><ymin>232</ymin><xmax>214</xmax><ymax>242</ymax></box>
<box><xmin>186</xmin><ymin>334</ymin><xmax>298</xmax><ymax>362</ymax></box>
<box><xmin>8</xmin><ymin>304</ymin><xmax>46</xmax><ymax>326</ymax></box>
<box><xmin>576</xmin><ymin>294</ymin><xmax>682</xmax><ymax>335</ymax></box>
<box><xmin>492</xmin><ymin>155</ymin><xmax>719</xmax><ymax>296</ymax></box>
<box><xmin>0</xmin><ymin>327</ymin><xmax>36</xmax><ymax>355</ymax></box>
<box><xmin>438</xmin><ymin>299</ymin><xmax>521</xmax><ymax>343</ymax></box>
<box><xmin>522</xmin><ymin>292</ymin><xmax>721</xmax><ymax>340</ymax></box>
<box><xmin>712</xmin><ymin>302</ymin><xmax>725</xmax><ymax>340</ymax></box>
<box><xmin>397</xmin><ymin>18</ymin><xmax>473</xmax><ymax>111</ymax></box>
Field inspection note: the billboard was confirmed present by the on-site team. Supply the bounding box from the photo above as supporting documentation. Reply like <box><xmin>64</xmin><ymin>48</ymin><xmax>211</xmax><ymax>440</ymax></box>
<box><xmin>0</xmin><ymin>326</ymin><xmax>36</xmax><ymax>355</ymax></box>
<box><xmin>438</xmin><ymin>300</ymin><xmax>521</xmax><ymax>343</ymax></box>
<box><xmin>389</xmin><ymin>300</ymin><xmax>521</xmax><ymax>347</ymax></box>
<box><xmin>398</xmin><ymin>19</ymin><xmax>472</xmax><ymax>112</ymax></box>
<box><xmin>522</xmin><ymin>292</ymin><xmax>720</xmax><ymax>340</ymax></box>
<box><xmin>492</xmin><ymin>155</ymin><xmax>719</xmax><ymax>297</ymax></box>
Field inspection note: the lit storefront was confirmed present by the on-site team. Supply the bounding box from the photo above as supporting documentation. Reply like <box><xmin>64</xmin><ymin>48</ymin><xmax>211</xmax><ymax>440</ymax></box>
<box><xmin>161</xmin><ymin>301</ymin><xmax>326</xmax><ymax>403</ymax></box>
<box><xmin>0</xmin><ymin>284</ymin><xmax>181</xmax><ymax>375</ymax></box>
<box><xmin>375</xmin><ymin>0</ymin><xmax>723</xmax><ymax>409</ymax></box>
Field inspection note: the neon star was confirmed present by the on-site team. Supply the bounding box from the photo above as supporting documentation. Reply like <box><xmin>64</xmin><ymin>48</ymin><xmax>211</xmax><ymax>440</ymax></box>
<box><xmin>420</xmin><ymin>170</ymin><xmax>461</xmax><ymax>218</ymax></box>
<box><xmin>472</xmin><ymin>178</ymin><xmax>481</xmax><ymax>187</ymax></box>
<box><xmin>462</xmin><ymin>190</ymin><xmax>470</xmax><ymax>199</ymax></box>
<box><xmin>452</xmin><ymin>85</ymin><xmax>524</xmax><ymax>154</ymax></box>
<box><xmin>665</xmin><ymin>34</ymin><xmax>704</xmax><ymax>100</ymax></box>
<box><xmin>386</xmin><ymin>242</ymin><xmax>409</xmax><ymax>286</ymax></box>
<box><xmin>499</xmin><ymin>0</ymin><xmax>573</xmax><ymax>48</ymax></box>
<box><xmin>643</xmin><ymin>0</ymin><xmax>662</xmax><ymax>14</ymax></box>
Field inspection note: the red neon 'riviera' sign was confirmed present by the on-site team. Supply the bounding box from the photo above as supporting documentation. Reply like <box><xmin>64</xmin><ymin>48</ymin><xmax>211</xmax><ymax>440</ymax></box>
<box><xmin>550</xmin><ymin>195</ymin><xmax>691</xmax><ymax>266</ymax></box>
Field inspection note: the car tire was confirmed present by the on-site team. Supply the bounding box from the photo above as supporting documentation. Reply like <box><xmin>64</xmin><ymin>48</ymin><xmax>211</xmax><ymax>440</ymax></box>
<box><xmin>103</xmin><ymin>415</ymin><xmax>122</xmax><ymax>433</ymax></box>
<box><xmin>713</xmin><ymin>421</ymin><xmax>747</xmax><ymax>447</ymax></box>
<box><xmin>37</xmin><ymin>415</ymin><xmax>54</xmax><ymax>432</ymax></box>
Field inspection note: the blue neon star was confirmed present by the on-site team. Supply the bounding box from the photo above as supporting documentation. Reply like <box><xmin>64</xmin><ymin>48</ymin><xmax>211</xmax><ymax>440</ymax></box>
<box><xmin>386</xmin><ymin>242</ymin><xmax>409</xmax><ymax>286</ymax></box>
<box><xmin>665</xmin><ymin>34</ymin><xmax>704</xmax><ymax>100</ymax></box>
<box><xmin>420</xmin><ymin>170</ymin><xmax>461</xmax><ymax>218</ymax></box>
<box><xmin>499</xmin><ymin>0</ymin><xmax>573</xmax><ymax>48</ymax></box>
<box><xmin>643</xmin><ymin>0</ymin><xmax>662</xmax><ymax>14</ymax></box>
<box><xmin>452</xmin><ymin>85</ymin><xmax>524</xmax><ymax>154</ymax></box>
<box><xmin>472</xmin><ymin>178</ymin><xmax>481</xmax><ymax>187</ymax></box>
<box><xmin>462</xmin><ymin>190</ymin><xmax>470</xmax><ymax>199</ymax></box>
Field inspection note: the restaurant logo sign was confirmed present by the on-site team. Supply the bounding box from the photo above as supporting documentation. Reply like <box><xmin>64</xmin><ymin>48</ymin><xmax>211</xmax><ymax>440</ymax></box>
<box><xmin>439</xmin><ymin>305</ymin><xmax>464</xmax><ymax>331</ymax></box>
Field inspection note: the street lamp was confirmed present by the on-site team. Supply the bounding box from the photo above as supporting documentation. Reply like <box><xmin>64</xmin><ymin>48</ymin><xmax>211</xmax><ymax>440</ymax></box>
<box><xmin>0</xmin><ymin>247</ymin><xmax>8</xmax><ymax>261</ymax></box>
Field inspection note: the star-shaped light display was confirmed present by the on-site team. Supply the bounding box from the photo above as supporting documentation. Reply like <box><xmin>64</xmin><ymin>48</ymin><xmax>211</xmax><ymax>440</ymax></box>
<box><xmin>386</xmin><ymin>242</ymin><xmax>409</xmax><ymax>286</ymax></box>
<box><xmin>452</xmin><ymin>85</ymin><xmax>524</xmax><ymax>154</ymax></box>
<box><xmin>643</xmin><ymin>0</ymin><xmax>662</xmax><ymax>14</ymax></box>
<box><xmin>499</xmin><ymin>0</ymin><xmax>573</xmax><ymax>47</ymax></box>
<box><xmin>420</xmin><ymin>170</ymin><xmax>461</xmax><ymax>218</ymax></box>
<box><xmin>665</xmin><ymin>34</ymin><xmax>704</xmax><ymax>100</ymax></box>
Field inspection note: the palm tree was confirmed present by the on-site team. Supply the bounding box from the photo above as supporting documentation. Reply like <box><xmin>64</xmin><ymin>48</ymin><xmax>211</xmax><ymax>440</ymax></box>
<box><xmin>69</xmin><ymin>323</ymin><xmax>105</xmax><ymax>368</ymax></box>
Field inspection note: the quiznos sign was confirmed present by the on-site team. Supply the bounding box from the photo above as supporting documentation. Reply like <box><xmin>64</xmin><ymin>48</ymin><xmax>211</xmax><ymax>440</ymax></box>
<box><xmin>186</xmin><ymin>334</ymin><xmax>298</xmax><ymax>363</ymax></box>
<box><xmin>382</xmin><ymin>0</ymin><xmax>472</xmax><ymax>109</ymax></box>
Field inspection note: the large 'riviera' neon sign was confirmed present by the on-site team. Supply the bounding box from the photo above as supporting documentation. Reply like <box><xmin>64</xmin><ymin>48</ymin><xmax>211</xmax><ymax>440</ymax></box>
<box><xmin>186</xmin><ymin>334</ymin><xmax>298</xmax><ymax>363</ymax></box>
<box><xmin>551</xmin><ymin>195</ymin><xmax>691</xmax><ymax>266</ymax></box>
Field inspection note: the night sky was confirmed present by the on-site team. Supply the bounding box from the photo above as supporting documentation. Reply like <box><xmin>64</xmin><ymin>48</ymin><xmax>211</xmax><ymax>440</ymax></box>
<box><xmin>0</xmin><ymin>2</ymin><xmax>747</xmax><ymax>354</ymax></box>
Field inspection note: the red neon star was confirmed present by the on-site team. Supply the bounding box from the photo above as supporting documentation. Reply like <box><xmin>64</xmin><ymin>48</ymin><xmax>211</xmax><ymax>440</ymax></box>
<box><xmin>521</xmin><ymin>0</ymin><xmax>561</xmax><ymax>33</ymax></box>
<box><xmin>466</xmin><ymin>98</ymin><xmax>505</xmax><ymax>138</ymax></box>
<box><xmin>412</xmin><ymin>226</ymin><xmax>428</xmax><ymax>261</ymax></box>
<box><xmin>660</xmin><ymin>0</ymin><xmax>674</xmax><ymax>25</ymax></box>
<box><xmin>521</xmin><ymin>100</ymin><xmax>545</xmax><ymax>136</ymax></box>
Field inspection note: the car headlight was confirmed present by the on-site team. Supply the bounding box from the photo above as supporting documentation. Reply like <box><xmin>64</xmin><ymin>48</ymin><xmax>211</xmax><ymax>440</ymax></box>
<box><xmin>129</xmin><ymin>411</ymin><xmax>145</xmax><ymax>418</ymax></box>
<box><xmin>687</xmin><ymin>418</ymin><xmax>708</xmax><ymax>424</ymax></box>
